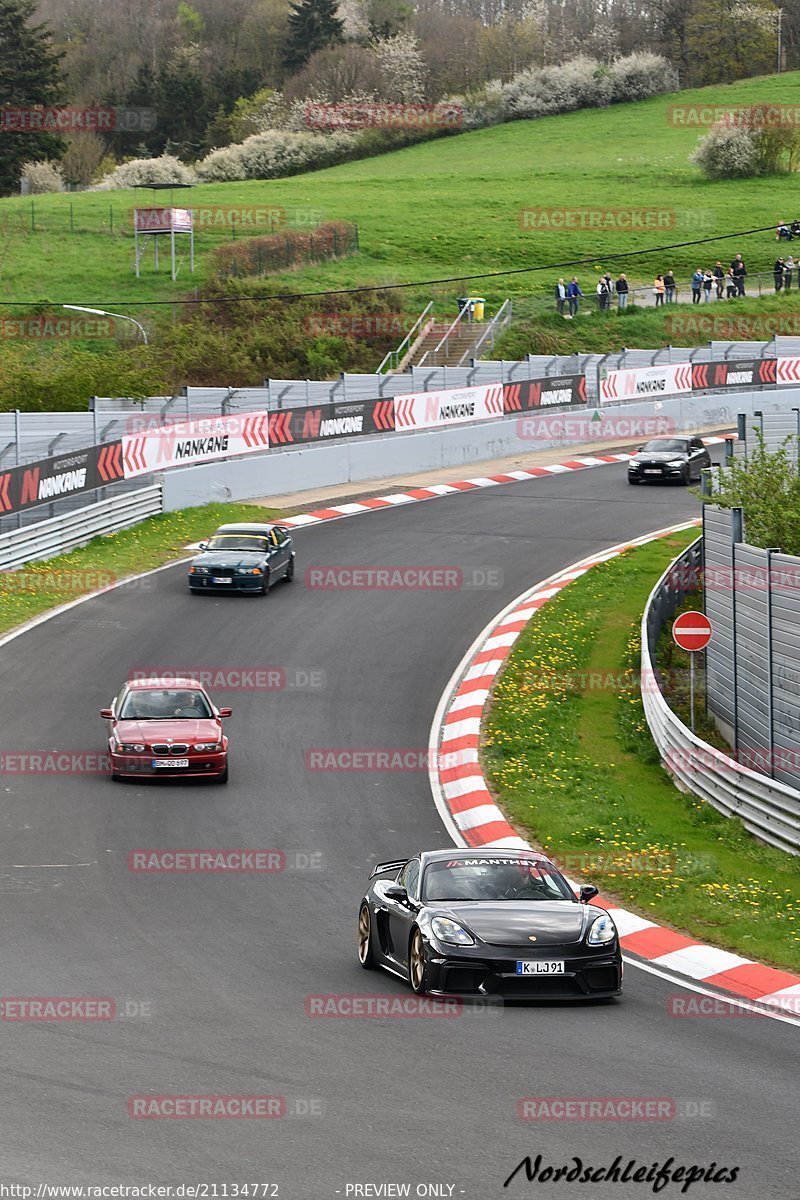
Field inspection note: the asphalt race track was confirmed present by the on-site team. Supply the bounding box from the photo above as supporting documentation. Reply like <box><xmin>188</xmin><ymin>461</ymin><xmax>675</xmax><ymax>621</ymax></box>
<box><xmin>0</xmin><ymin>449</ymin><xmax>795</xmax><ymax>1198</ymax></box>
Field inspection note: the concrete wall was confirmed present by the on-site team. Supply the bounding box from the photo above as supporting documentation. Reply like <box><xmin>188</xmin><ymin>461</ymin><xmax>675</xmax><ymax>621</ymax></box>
<box><xmin>160</xmin><ymin>387</ymin><xmax>798</xmax><ymax>512</ymax></box>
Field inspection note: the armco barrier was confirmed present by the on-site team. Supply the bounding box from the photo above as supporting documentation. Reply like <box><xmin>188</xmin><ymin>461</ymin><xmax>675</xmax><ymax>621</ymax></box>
<box><xmin>0</xmin><ymin>485</ymin><xmax>162</xmax><ymax>571</ymax></box>
<box><xmin>641</xmin><ymin>539</ymin><xmax>800</xmax><ymax>855</ymax></box>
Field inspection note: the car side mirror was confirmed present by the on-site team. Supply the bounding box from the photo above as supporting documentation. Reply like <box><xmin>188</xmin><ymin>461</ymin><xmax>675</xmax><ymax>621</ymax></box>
<box><xmin>637</xmin><ymin>445</ymin><xmax>644</xmax><ymax>452</ymax></box>
<box><xmin>218</xmin><ymin>707</ymin><xmax>232</xmax><ymax>718</ymax></box>
<box><xmin>580</xmin><ymin>884</ymin><xmax>599</xmax><ymax>904</ymax></box>
<box><xmin>198</xmin><ymin>542</ymin><xmax>207</xmax><ymax>551</ymax></box>
<box><xmin>384</xmin><ymin>884</ymin><xmax>408</xmax><ymax>903</ymax></box>
<box><xmin>100</xmin><ymin>708</ymin><xmax>113</xmax><ymax>719</ymax></box>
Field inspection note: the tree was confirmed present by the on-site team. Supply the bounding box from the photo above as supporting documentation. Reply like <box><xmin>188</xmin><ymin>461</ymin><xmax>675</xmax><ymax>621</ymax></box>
<box><xmin>0</xmin><ymin>0</ymin><xmax>65</xmax><ymax>195</ymax></box>
<box><xmin>284</xmin><ymin>0</ymin><xmax>345</xmax><ymax>74</ymax></box>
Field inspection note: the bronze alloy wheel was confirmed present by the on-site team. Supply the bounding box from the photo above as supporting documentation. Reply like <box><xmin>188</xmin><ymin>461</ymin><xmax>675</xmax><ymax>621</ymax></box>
<box><xmin>358</xmin><ymin>904</ymin><xmax>373</xmax><ymax>968</ymax></box>
<box><xmin>409</xmin><ymin>928</ymin><xmax>427</xmax><ymax>994</ymax></box>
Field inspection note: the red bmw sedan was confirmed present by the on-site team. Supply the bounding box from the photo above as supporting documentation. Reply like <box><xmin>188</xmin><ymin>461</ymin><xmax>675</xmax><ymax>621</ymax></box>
<box><xmin>101</xmin><ymin>677</ymin><xmax>232</xmax><ymax>783</ymax></box>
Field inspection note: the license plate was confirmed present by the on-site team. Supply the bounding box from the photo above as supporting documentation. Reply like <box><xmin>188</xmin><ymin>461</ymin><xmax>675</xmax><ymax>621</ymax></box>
<box><xmin>212</xmin><ymin>577</ymin><xmax>232</xmax><ymax>584</ymax></box>
<box><xmin>152</xmin><ymin>758</ymin><xmax>189</xmax><ymax>769</ymax></box>
<box><xmin>516</xmin><ymin>960</ymin><xmax>565</xmax><ymax>975</ymax></box>
<box><xmin>644</xmin><ymin>469</ymin><xmax>662</xmax><ymax>475</ymax></box>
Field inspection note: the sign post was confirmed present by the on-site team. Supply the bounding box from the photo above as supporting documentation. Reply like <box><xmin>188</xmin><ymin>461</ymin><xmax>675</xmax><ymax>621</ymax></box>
<box><xmin>672</xmin><ymin>611</ymin><xmax>713</xmax><ymax>732</ymax></box>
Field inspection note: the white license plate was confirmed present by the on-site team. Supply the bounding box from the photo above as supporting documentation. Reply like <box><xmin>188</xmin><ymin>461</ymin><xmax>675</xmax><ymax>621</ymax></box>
<box><xmin>644</xmin><ymin>469</ymin><xmax>662</xmax><ymax>475</ymax></box>
<box><xmin>152</xmin><ymin>758</ymin><xmax>189</xmax><ymax>769</ymax></box>
<box><xmin>212</xmin><ymin>577</ymin><xmax>232</xmax><ymax>584</ymax></box>
<box><xmin>516</xmin><ymin>960</ymin><xmax>565</xmax><ymax>975</ymax></box>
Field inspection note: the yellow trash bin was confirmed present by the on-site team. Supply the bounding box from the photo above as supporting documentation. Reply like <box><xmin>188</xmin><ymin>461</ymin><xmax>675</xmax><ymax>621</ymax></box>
<box><xmin>469</xmin><ymin>297</ymin><xmax>486</xmax><ymax>320</ymax></box>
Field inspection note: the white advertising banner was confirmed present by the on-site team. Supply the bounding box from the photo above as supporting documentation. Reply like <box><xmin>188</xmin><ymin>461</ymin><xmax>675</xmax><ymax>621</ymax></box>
<box><xmin>122</xmin><ymin>412</ymin><xmax>269</xmax><ymax>479</ymax></box>
<box><xmin>394</xmin><ymin>384</ymin><xmax>504</xmax><ymax>431</ymax></box>
<box><xmin>600</xmin><ymin>363</ymin><xmax>693</xmax><ymax>405</ymax></box>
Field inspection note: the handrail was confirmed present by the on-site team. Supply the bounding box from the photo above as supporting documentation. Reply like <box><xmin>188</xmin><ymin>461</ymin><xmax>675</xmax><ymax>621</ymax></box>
<box><xmin>377</xmin><ymin>301</ymin><xmax>433</xmax><ymax>374</ymax></box>
<box><xmin>432</xmin><ymin>302</ymin><xmax>472</xmax><ymax>360</ymax></box>
<box><xmin>467</xmin><ymin>299</ymin><xmax>512</xmax><ymax>363</ymax></box>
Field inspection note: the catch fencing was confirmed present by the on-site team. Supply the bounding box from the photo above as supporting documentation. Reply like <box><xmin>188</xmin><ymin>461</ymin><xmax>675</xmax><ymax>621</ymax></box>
<box><xmin>642</xmin><ymin>538</ymin><xmax>800</xmax><ymax>854</ymax></box>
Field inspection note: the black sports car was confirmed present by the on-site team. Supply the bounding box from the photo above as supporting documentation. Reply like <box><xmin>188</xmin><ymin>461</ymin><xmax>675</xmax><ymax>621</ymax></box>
<box><xmin>627</xmin><ymin>436</ymin><xmax>711</xmax><ymax>485</ymax></box>
<box><xmin>357</xmin><ymin>849</ymin><xmax>622</xmax><ymax>1000</ymax></box>
<box><xmin>188</xmin><ymin>522</ymin><xmax>295</xmax><ymax>594</ymax></box>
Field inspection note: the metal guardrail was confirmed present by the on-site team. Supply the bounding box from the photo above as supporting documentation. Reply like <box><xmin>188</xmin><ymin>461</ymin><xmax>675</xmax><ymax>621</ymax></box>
<box><xmin>0</xmin><ymin>484</ymin><xmax>163</xmax><ymax>571</ymax></box>
<box><xmin>641</xmin><ymin>538</ymin><xmax>800</xmax><ymax>855</ymax></box>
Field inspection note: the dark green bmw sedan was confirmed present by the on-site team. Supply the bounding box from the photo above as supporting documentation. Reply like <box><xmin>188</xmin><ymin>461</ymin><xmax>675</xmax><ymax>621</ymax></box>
<box><xmin>188</xmin><ymin>523</ymin><xmax>295</xmax><ymax>595</ymax></box>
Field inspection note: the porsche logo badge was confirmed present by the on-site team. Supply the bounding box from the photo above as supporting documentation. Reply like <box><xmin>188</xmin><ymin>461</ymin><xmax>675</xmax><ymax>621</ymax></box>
<box><xmin>528</xmin><ymin>935</ymin><xmax>538</xmax><ymax>942</ymax></box>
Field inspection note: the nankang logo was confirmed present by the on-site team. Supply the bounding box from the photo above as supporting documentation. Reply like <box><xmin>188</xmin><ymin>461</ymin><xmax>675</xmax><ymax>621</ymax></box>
<box><xmin>439</xmin><ymin>402</ymin><xmax>475</xmax><ymax>420</ymax></box>
<box><xmin>636</xmin><ymin>378</ymin><xmax>667</xmax><ymax>394</ymax></box>
<box><xmin>174</xmin><ymin>436</ymin><xmax>229</xmax><ymax>459</ymax></box>
<box><xmin>319</xmin><ymin>416</ymin><xmax>363</xmax><ymax>437</ymax></box>
<box><xmin>38</xmin><ymin>468</ymin><xmax>87</xmax><ymax>499</ymax></box>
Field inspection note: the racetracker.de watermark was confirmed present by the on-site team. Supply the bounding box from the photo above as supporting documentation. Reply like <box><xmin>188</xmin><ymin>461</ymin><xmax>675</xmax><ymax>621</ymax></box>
<box><xmin>129</xmin><ymin>667</ymin><xmax>325</xmax><ymax>691</ymax></box>
<box><xmin>666</xmin><ymin>563</ymin><xmax>800</xmax><ymax>593</ymax></box>
<box><xmin>303</xmin><ymin>101</ymin><xmax>462</xmax><ymax>131</ymax></box>
<box><xmin>304</xmin><ymin>313</ymin><xmax>413</xmax><ymax>339</ymax></box>
<box><xmin>0</xmin><ymin>316</ymin><xmax>116</xmax><ymax>341</ymax></box>
<box><xmin>0</xmin><ymin>751</ymin><xmax>110</xmax><ymax>775</ymax></box>
<box><xmin>667</xmin><ymin>315</ymin><xmax>800</xmax><ymax>339</ymax></box>
<box><xmin>304</xmin><ymin>994</ymin><xmax>501</xmax><ymax>1018</ymax></box>
<box><xmin>668</xmin><ymin>992</ymin><xmax>800</xmax><ymax>1018</ymax></box>
<box><xmin>304</xmin><ymin>748</ymin><xmax>465</xmax><ymax>772</ymax></box>
<box><xmin>1</xmin><ymin>996</ymin><xmax>152</xmax><ymax>1021</ymax></box>
<box><xmin>517</xmin><ymin>414</ymin><xmax>674</xmax><ymax>443</ymax></box>
<box><xmin>0</xmin><ymin>106</ymin><xmax>156</xmax><ymax>132</ymax></box>
<box><xmin>519</xmin><ymin>207</ymin><xmax>715</xmax><ymax>233</ymax></box>
<box><xmin>304</xmin><ymin>566</ymin><xmax>502</xmax><ymax>590</ymax></box>
<box><xmin>128</xmin><ymin>849</ymin><xmax>323</xmax><ymax>872</ymax></box>
<box><xmin>0</xmin><ymin>569</ymin><xmax>121</xmax><ymax>595</ymax></box>
<box><xmin>517</xmin><ymin>1097</ymin><xmax>715</xmax><ymax>1121</ymax></box>
<box><xmin>667</xmin><ymin>102</ymin><xmax>800</xmax><ymax>128</ymax></box>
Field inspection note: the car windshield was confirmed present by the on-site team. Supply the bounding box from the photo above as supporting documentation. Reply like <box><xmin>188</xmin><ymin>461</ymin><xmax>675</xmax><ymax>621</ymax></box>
<box><xmin>422</xmin><ymin>858</ymin><xmax>574</xmax><ymax>902</ymax></box>
<box><xmin>641</xmin><ymin>439</ymin><xmax>689</xmax><ymax>453</ymax></box>
<box><xmin>119</xmin><ymin>689</ymin><xmax>213</xmax><ymax>720</ymax></box>
<box><xmin>204</xmin><ymin>534</ymin><xmax>269</xmax><ymax>552</ymax></box>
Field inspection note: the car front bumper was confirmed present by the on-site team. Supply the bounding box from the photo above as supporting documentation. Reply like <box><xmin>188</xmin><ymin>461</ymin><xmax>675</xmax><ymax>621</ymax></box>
<box><xmin>189</xmin><ymin>575</ymin><xmax>263</xmax><ymax>592</ymax></box>
<box><xmin>423</xmin><ymin>944</ymin><xmax>623</xmax><ymax>999</ymax></box>
<box><xmin>110</xmin><ymin>750</ymin><xmax>228</xmax><ymax>779</ymax></box>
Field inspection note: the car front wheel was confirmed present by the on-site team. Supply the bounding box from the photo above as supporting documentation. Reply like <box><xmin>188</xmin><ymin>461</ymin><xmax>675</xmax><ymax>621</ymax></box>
<box><xmin>409</xmin><ymin>928</ymin><xmax>430</xmax><ymax>995</ymax></box>
<box><xmin>285</xmin><ymin>556</ymin><xmax>295</xmax><ymax>582</ymax></box>
<box><xmin>358</xmin><ymin>904</ymin><xmax>374</xmax><ymax>969</ymax></box>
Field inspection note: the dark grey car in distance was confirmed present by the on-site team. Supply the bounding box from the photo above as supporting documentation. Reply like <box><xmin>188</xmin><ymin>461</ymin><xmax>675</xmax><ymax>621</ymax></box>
<box><xmin>627</xmin><ymin>436</ymin><xmax>711</xmax><ymax>485</ymax></box>
<box><xmin>188</xmin><ymin>523</ymin><xmax>295</xmax><ymax>594</ymax></box>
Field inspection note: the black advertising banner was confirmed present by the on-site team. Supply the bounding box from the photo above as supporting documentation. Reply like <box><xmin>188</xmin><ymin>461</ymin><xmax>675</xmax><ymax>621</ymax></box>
<box><xmin>0</xmin><ymin>441</ymin><xmax>124</xmax><ymax>517</ymax></box>
<box><xmin>269</xmin><ymin>397</ymin><xmax>395</xmax><ymax>446</ymax></box>
<box><xmin>503</xmin><ymin>375</ymin><xmax>587</xmax><ymax>413</ymax></box>
<box><xmin>691</xmin><ymin>359</ymin><xmax>776</xmax><ymax>391</ymax></box>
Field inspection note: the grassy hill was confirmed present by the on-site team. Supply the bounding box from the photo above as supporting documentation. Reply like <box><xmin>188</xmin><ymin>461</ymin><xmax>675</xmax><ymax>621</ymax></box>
<box><xmin>1</xmin><ymin>69</ymin><xmax>799</xmax><ymax>393</ymax></box>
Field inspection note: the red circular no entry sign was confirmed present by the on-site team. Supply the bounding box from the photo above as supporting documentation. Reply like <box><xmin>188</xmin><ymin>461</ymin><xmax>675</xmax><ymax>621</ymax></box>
<box><xmin>672</xmin><ymin>610</ymin><xmax>713</xmax><ymax>652</ymax></box>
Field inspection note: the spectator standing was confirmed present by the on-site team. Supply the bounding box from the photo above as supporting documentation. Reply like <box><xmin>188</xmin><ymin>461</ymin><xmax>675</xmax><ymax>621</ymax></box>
<box><xmin>597</xmin><ymin>274</ymin><xmax>613</xmax><ymax>311</ymax></box>
<box><xmin>713</xmin><ymin>261</ymin><xmax>724</xmax><ymax>300</ymax></box>
<box><xmin>725</xmin><ymin>268</ymin><xmax>738</xmax><ymax>298</ymax></box>
<box><xmin>785</xmin><ymin>256</ymin><xmax>795</xmax><ymax>290</ymax></box>
<box><xmin>775</xmin><ymin>258</ymin><xmax>785</xmax><ymax>292</ymax></box>
<box><xmin>731</xmin><ymin>253</ymin><xmax>746</xmax><ymax>295</ymax></box>
<box><xmin>653</xmin><ymin>274</ymin><xmax>665</xmax><ymax>306</ymax></box>
<box><xmin>554</xmin><ymin>278</ymin><xmax>567</xmax><ymax>315</ymax></box>
<box><xmin>663</xmin><ymin>269</ymin><xmax>676</xmax><ymax>303</ymax></box>
<box><xmin>615</xmin><ymin>273</ymin><xmax>629</xmax><ymax>310</ymax></box>
<box><xmin>703</xmin><ymin>270</ymin><xmax>713</xmax><ymax>302</ymax></box>
<box><xmin>691</xmin><ymin>269</ymin><xmax>704</xmax><ymax>303</ymax></box>
<box><xmin>567</xmin><ymin>276</ymin><xmax>583</xmax><ymax>316</ymax></box>
<box><xmin>792</xmin><ymin>220</ymin><xmax>800</xmax><ymax>239</ymax></box>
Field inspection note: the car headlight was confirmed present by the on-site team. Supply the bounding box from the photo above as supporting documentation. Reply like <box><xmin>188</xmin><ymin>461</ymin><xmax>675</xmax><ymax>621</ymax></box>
<box><xmin>587</xmin><ymin>913</ymin><xmax>617</xmax><ymax>945</ymax></box>
<box><xmin>237</xmin><ymin>567</ymin><xmax>262</xmax><ymax>575</ymax></box>
<box><xmin>430</xmin><ymin>916</ymin><xmax>475</xmax><ymax>946</ymax></box>
<box><xmin>667</xmin><ymin>459</ymin><xmax>685</xmax><ymax>468</ymax></box>
<box><xmin>116</xmin><ymin>742</ymin><xmax>146</xmax><ymax>753</ymax></box>
<box><xmin>189</xmin><ymin>565</ymin><xmax>209</xmax><ymax>574</ymax></box>
<box><xmin>195</xmin><ymin>743</ymin><xmax>221</xmax><ymax>753</ymax></box>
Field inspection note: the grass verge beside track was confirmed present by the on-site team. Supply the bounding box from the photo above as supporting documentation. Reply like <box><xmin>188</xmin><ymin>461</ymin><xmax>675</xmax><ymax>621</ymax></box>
<box><xmin>482</xmin><ymin>530</ymin><xmax>800</xmax><ymax>972</ymax></box>
<box><xmin>0</xmin><ymin>502</ymin><xmax>281</xmax><ymax>637</ymax></box>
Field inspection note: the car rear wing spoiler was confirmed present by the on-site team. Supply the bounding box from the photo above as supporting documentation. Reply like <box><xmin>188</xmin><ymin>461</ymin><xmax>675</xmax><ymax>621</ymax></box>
<box><xmin>369</xmin><ymin>859</ymin><xmax>408</xmax><ymax>880</ymax></box>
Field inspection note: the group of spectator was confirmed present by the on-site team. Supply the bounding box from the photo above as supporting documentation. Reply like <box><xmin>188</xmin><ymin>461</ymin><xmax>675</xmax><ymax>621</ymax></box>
<box><xmin>776</xmin><ymin>221</ymin><xmax>800</xmax><ymax>241</ymax></box>
<box><xmin>554</xmin><ymin>254</ymin><xmax>750</xmax><ymax>315</ymax></box>
<box><xmin>773</xmin><ymin>255</ymin><xmax>797</xmax><ymax>291</ymax></box>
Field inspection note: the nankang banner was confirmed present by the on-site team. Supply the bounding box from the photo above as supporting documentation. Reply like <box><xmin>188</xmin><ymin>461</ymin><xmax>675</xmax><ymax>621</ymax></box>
<box><xmin>691</xmin><ymin>359</ymin><xmax>776</xmax><ymax>390</ymax></box>
<box><xmin>600</xmin><ymin>363</ymin><xmax>693</xmax><ymax>405</ymax></box>
<box><xmin>503</xmin><ymin>375</ymin><xmax>586</xmax><ymax>412</ymax></box>
<box><xmin>394</xmin><ymin>384</ymin><xmax>504</xmax><ymax>431</ymax></box>
<box><xmin>121</xmin><ymin>412</ymin><xmax>270</xmax><ymax>479</ymax></box>
<box><xmin>268</xmin><ymin>398</ymin><xmax>395</xmax><ymax>446</ymax></box>
<box><xmin>0</xmin><ymin>443</ymin><xmax>124</xmax><ymax>517</ymax></box>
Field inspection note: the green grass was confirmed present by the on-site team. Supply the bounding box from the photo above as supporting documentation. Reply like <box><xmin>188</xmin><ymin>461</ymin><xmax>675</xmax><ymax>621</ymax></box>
<box><xmin>0</xmin><ymin>501</ymin><xmax>280</xmax><ymax>636</ymax></box>
<box><xmin>482</xmin><ymin>530</ymin><xmax>800</xmax><ymax>972</ymax></box>
<box><xmin>2</xmin><ymin>70</ymin><xmax>800</xmax><ymax>329</ymax></box>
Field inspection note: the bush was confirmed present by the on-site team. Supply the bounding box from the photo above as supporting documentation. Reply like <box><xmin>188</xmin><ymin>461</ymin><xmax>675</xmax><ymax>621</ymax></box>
<box><xmin>213</xmin><ymin>220</ymin><xmax>358</xmax><ymax>276</ymax></box>
<box><xmin>94</xmin><ymin>155</ymin><xmax>196</xmax><ymax>189</ymax></box>
<box><xmin>21</xmin><ymin>160</ymin><xmax>64</xmax><ymax>194</ymax></box>
<box><xmin>196</xmin><ymin>129</ymin><xmax>358</xmax><ymax>182</ymax></box>
<box><xmin>502</xmin><ymin>56</ymin><xmax>608</xmax><ymax>120</ymax></box>
<box><xmin>609</xmin><ymin>52</ymin><xmax>678</xmax><ymax>102</ymax></box>
<box><xmin>690</xmin><ymin>122</ymin><xmax>760</xmax><ymax>179</ymax></box>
